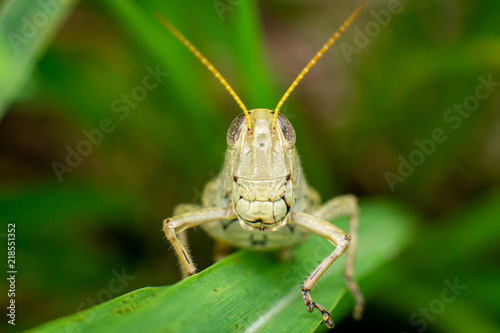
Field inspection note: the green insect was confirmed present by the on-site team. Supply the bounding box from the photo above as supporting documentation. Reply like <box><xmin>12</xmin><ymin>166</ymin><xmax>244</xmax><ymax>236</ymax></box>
<box><xmin>159</xmin><ymin>1</ymin><xmax>367</xmax><ymax>328</ymax></box>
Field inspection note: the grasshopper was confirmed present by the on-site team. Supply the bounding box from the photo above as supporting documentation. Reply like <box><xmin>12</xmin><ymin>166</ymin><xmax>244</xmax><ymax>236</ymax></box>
<box><xmin>158</xmin><ymin>1</ymin><xmax>366</xmax><ymax>328</ymax></box>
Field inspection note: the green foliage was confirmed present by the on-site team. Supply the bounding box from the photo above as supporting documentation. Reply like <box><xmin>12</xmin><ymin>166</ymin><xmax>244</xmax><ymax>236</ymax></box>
<box><xmin>0</xmin><ymin>0</ymin><xmax>499</xmax><ymax>332</ymax></box>
<box><xmin>376</xmin><ymin>190</ymin><xmax>500</xmax><ymax>333</ymax></box>
<box><xmin>0</xmin><ymin>0</ymin><xmax>79</xmax><ymax>116</ymax></box>
<box><xmin>29</xmin><ymin>201</ymin><xmax>414</xmax><ymax>332</ymax></box>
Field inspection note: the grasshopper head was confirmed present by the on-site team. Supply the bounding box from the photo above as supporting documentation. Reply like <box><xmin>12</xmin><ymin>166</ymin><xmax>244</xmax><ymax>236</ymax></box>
<box><xmin>157</xmin><ymin>0</ymin><xmax>366</xmax><ymax>232</ymax></box>
<box><xmin>226</xmin><ymin>109</ymin><xmax>297</xmax><ymax>231</ymax></box>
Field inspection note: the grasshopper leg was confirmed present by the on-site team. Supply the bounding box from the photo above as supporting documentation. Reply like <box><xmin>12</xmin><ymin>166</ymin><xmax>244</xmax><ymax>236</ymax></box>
<box><xmin>173</xmin><ymin>204</ymin><xmax>200</xmax><ymax>278</ymax></box>
<box><xmin>312</xmin><ymin>194</ymin><xmax>364</xmax><ymax>319</ymax></box>
<box><xmin>290</xmin><ymin>200</ymin><xmax>362</xmax><ymax>328</ymax></box>
<box><xmin>163</xmin><ymin>207</ymin><xmax>235</xmax><ymax>277</ymax></box>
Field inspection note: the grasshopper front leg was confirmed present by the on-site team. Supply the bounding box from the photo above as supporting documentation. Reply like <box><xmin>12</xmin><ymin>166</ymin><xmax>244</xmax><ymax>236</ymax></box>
<box><xmin>312</xmin><ymin>194</ymin><xmax>364</xmax><ymax>319</ymax></box>
<box><xmin>163</xmin><ymin>207</ymin><xmax>236</xmax><ymax>276</ymax></box>
<box><xmin>290</xmin><ymin>195</ymin><xmax>364</xmax><ymax>328</ymax></box>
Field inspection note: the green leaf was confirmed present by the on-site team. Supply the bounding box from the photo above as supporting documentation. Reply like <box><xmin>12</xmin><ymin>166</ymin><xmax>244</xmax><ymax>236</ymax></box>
<box><xmin>29</xmin><ymin>199</ymin><xmax>415</xmax><ymax>332</ymax></box>
<box><xmin>0</xmin><ymin>0</ymin><xmax>79</xmax><ymax>118</ymax></box>
<box><xmin>26</xmin><ymin>287</ymin><xmax>165</xmax><ymax>333</ymax></box>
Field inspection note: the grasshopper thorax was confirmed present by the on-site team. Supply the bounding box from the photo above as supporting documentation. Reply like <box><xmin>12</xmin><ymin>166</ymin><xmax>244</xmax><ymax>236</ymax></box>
<box><xmin>225</xmin><ymin>109</ymin><xmax>297</xmax><ymax>232</ymax></box>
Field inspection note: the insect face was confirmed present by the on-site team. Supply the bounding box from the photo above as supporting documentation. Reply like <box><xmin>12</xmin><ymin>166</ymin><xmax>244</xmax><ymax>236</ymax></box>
<box><xmin>227</xmin><ymin>109</ymin><xmax>297</xmax><ymax>231</ymax></box>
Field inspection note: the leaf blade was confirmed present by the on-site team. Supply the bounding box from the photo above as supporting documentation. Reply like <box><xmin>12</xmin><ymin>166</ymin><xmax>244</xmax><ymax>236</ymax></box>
<box><xmin>0</xmin><ymin>0</ymin><xmax>80</xmax><ymax>118</ymax></box>
<box><xmin>29</xmin><ymin>199</ymin><xmax>415</xmax><ymax>332</ymax></box>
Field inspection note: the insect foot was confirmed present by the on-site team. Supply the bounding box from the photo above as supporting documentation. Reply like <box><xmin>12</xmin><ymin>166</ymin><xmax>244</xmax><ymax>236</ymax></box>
<box><xmin>301</xmin><ymin>289</ymin><xmax>334</xmax><ymax>328</ymax></box>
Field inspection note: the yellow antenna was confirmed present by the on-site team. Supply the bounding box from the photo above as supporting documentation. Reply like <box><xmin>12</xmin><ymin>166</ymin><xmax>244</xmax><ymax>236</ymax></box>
<box><xmin>155</xmin><ymin>13</ymin><xmax>252</xmax><ymax>130</ymax></box>
<box><xmin>272</xmin><ymin>0</ymin><xmax>368</xmax><ymax>129</ymax></box>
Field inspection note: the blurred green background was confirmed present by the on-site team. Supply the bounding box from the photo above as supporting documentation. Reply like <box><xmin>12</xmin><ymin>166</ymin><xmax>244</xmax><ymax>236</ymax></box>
<box><xmin>1</xmin><ymin>0</ymin><xmax>499</xmax><ymax>332</ymax></box>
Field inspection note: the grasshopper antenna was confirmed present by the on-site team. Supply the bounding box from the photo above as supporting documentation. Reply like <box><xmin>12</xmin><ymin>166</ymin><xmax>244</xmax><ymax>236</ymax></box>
<box><xmin>272</xmin><ymin>0</ymin><xmax>368</xmax><ymax>129</ymax></box>
<box><xmin>155</xmin><ymin>13</ymin><xmax>252</xmax><ymax>130</ymax></box>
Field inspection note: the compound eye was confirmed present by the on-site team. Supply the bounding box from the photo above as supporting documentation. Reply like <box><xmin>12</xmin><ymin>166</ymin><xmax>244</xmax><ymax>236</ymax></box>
<box><xmin>227</xmin><ymin>114</ymin><xmax>246</xmax><ymax>148</ymax></box>
<box><xmin>277</xmin><ymin>114</ymin><xmax>296</xmax><ymax>147</ymax></box>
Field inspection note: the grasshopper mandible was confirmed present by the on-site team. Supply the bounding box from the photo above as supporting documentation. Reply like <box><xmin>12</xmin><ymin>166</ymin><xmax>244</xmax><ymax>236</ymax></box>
<box><xmin>158</xmin><ymin>1</ymin><xmax>367</xmax><ymax>328</ymax></box>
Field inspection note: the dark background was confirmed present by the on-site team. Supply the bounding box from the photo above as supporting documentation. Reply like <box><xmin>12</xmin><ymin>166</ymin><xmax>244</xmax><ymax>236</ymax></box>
<box><xmin>1</xmin><ymin>0</ymin><xmax>499</xmax><ymax>332</ymax></box>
